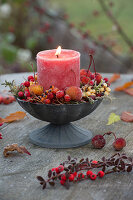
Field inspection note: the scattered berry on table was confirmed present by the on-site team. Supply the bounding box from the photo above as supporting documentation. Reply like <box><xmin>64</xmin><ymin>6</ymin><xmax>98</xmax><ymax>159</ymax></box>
<box><xmin>98</xmin><ymin>171</ymin><xmax>105</xmax><ymax>178</ymax></box>
<box><xmin>86</xmin><ymin>170</ymin><xmax>93</xmax><ymax>177</ymax></box>
<box><xmin>90</xmin><ymin>174</ymin><xmax>97</xmax><ymax>180</ymax></box>
<box><xmin>113</xmin><ymin>138</ymin><xmax>126</xmax><ymax>151</ymax></box>
<box><xmin>92</xmin><ymin>135</ymin><xmax>106</xmax><ymax>149</ymax></box>
<box><xmin>69</xmin><ymin>174</ymin><xmax>74</xmax><ymax>181</ymax></box>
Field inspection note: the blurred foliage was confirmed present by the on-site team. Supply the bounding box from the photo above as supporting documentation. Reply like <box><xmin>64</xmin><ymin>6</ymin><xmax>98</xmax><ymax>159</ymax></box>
<box><xmin>0</xmin><ymin>0</ymin><xmax>54</xmax><ymax>74</ymax></box>
<box><xmin>0</xmin><ymin>0</ymin><xmax>133</xmax><ymax>74</ymax></box>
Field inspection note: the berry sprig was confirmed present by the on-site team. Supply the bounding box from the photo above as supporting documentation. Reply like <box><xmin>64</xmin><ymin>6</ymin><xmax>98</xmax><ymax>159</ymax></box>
<box><xmin>92</xmin><ymin>131</ymin><xmax>126</xmax><ymax>151</ymax></box>
<box><xmin>37</xmin><ymin>153</ymin><xmax>133</xmax><ymax>190</ymax></box>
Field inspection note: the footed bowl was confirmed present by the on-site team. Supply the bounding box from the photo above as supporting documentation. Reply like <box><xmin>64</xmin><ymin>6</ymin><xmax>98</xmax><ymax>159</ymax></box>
<box><xmin>17</xmin><ymin>98</ymin><xmax>102</xmax><ymax>148</ymax></box>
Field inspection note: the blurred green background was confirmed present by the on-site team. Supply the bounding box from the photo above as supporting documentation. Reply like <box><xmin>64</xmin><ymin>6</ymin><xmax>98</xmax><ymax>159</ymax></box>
<box><xmin>0</xmin><ymin>0</ymin><xmax>133</xmax><ymax>74</ymax></box>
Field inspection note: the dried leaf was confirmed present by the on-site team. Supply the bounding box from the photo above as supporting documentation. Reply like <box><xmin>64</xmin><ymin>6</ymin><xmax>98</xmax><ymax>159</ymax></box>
<box><xmin>107</xmin><ymin>113</ymin><xmax>120</xmax><ymax>125</ymax></box>
<box><xmin>3</xmin><ymin>144</ymin><xmax>31</xmax><ymax>157</ymax></box>
<box><xmin>121</xmin><ymin>111</ymin><xmax>133</xmax><ymax>122</ymax></box>
<box><xmin>19</xmin><ymin>146</ymin><xmax>31</xmax><ymax>155</ymax></box>
<box><xmin>115</xmin><ymin>81</ymin><xmax>133</xmax><ymax>91</ymax></box>
<box><xmin>109</xmin><ymin>73</ymin><xmax>120</xmax><ymax>83</ymax></box>
<box><xmin>124</xmin><ymin>88</ymin><xmax>133</xmax><ymax>96</ymax></box>
<box><xmin>0</xmin><ymin>111</ymin><xmax>26</xmax><ymax>123</ymax></box>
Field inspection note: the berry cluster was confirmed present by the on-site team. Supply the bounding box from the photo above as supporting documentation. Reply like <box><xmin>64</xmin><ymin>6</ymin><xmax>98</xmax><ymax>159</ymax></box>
<box><xmin>6</xmin><ymin>73</ymin><xmax>83</xmax><ymax>104</ymax></box>
<box><xmin>0</xmin><ymin>94</ymin><xmax>16</xmax><ymax>105</ymax></box>
<box><xmin>37</xmin><ymin>154</ymin><xmax>133</xmax><ymax>190</ymax></box>
<box><xmin>81</xmin><ymin>69</ymin><xmax>111</xmax><ymax>101</ymax></box>
<box><xmin>92</xmin><ymin>132</ymin><xmax>126</xmax><ymax>151</ymax></box>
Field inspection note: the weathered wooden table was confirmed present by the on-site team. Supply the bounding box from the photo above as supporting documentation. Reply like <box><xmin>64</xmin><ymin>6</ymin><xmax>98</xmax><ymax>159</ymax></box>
<box><xmin>0</xmin><ymin>73</ymin><xmax>133</xmax><ymax>200</ymax></box>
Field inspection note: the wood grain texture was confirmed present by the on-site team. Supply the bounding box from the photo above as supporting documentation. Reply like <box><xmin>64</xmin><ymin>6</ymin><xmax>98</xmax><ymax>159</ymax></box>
<box><xmin>0</xmin><ymin>73</ymin><xmax>133</xmax><ymax>200</ymax></box>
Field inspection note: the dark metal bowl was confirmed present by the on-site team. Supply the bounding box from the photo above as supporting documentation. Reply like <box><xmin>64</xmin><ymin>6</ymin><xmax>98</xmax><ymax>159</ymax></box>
<box><xmin>17</xmin><ymin>98</ymin><xmax>102</xmax><ymax>148</ymax></box>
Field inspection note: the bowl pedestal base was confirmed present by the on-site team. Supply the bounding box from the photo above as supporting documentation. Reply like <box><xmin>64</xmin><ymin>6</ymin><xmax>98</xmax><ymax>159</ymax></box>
<box><xmin>29</xmin><ymin>123</ymin><xmax>92</xmax><ymax>148</ymax></box>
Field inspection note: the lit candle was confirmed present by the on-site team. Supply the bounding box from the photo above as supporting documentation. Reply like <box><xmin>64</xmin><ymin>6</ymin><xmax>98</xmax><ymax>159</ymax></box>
<box><xmin>37</xmin><ymin>47</ymin><xmax>80</xmax><ymax>90</ymax></box>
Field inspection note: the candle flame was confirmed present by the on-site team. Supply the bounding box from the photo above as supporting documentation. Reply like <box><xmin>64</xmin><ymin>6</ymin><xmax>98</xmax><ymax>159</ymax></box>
<box><xmin>55</xmin><ymin>46</ymin><xmax>61</xmax><ymax>57</ymax></box>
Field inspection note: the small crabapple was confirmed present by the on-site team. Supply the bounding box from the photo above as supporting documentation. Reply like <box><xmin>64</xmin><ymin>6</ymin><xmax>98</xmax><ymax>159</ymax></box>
<box><xmin>24</xmin><ymin>81</ymin><xmax>30</xmax><ymax>87</ymax></box>
<box><xmin>18</xmin><ymin>91</ymin><xmax>24</xmax><ymax>98</ymax></box>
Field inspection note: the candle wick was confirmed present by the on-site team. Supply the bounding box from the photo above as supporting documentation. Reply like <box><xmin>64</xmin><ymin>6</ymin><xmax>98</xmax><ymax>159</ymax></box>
<box><xmin>56</xmin><ymin>55</ymin><xmax>59</xmax><ymax>58</ymax></box>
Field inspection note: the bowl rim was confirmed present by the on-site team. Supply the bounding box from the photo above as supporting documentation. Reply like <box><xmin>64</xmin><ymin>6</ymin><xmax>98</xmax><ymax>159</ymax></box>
<box><xmin>17</xmin><ymin>97</ymin><xmax>102</xmax><ymax>107</ymax></box>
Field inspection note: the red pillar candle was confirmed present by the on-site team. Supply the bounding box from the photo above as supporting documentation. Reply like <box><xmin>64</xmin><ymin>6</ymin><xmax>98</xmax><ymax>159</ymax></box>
<box><xmin>37</xmin><ymin>47</ymin><xmax>80</xmax><ymax>90</ymax></box>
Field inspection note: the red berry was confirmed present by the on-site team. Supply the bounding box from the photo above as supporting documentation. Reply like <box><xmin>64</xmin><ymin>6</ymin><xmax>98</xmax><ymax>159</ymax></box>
<box><xmin>51</xmin><ymin>168</ymin><xmax>56</xmax><ymax>171</ymax></box>
<box><xmin>80</xmin><ymin>76</ymin><xmax>90</xmax><ymax>84</ymax></box>
<box><xmin>64</xmin><ymin>94</ymin><xmax>71</xmax><ymax>102</ymax></box>
<box><xmin>92</xmin><ymin>135</ymin><xmax>106</xmax><ymax>149</ymax></box>
<box><xmin>80</xmin><ymin>69</ymin><xmax>87</xmax><ymax>76</ymax></box>
<box><xmin>24</xmin><ymin>90</ymin><xmax>31</xmax><ymax>97</ymax></box>
<box><xmin>58</xmin><ymin>165</ymin><xmax>64</xmax><ymax>172</ymax></box>
<box><xmin>61</xmin><ymin>174</ymin><xmax>66</xmax><ymax>181</ymax></box>
<box><xmin>107</xmin><ymin>83</ymin><xmax>111</xmax><ymax>87</ymax></box>
<box><xmin>60</xmin><ymin>179</ymin><xmax>65</xmax><ymax>185</ymax></box>
<box><xmin>95</xmin><ymin>73</ymin><xmax>102</xmax><ymax>84</ymax></box>
<box><xmin>9</xmin><ymin>96</ymin><xmax>15</xmax><ymax>102</ymax></box>
<box><xmin>28</xmin><ymin>75</ymin><xmax>34</xmax><ymax>81</ymax></box>
<box><xmin>87</xmin><ymin>70</ymin><xmax>92</xmax><ymax>77</ymax></box>
<box><xmin>55</xmin><ymin>167</ymin><xmax>60</xmax><ymax>174</ymax></box>
<box><xmin>3</xmin><ymin>97</ymin><xmax>11</xmax><ymax>104</ymax></box>
<box><xmin>47</xmin><ymin>92</ymin><xmax>54</xmax><ymax>100</ymax></box>
<box><xmin>73</xmin><ymin>172</ymin><xmax>77</xmax><ymax>177</ymax></box>
<box><xmin>98</xmin><ymin>171</ymin><xmax>105</xmax><ymax>178</ymax></box>
<box><xmin>24</xmin><ymin>81</ymin><xmax>30</xmax><ymax>87</ymax></box>
<box><xmin>0</xmin><ymin>122</ymin><xmax>4</xmax><ymax>126</ymax></box>
<box><xmin>90</xmin><ymin>74</ymin><xmax>95</xmax><ymax>80</ymax></box>
<box><xmin>69</xmin><ymin>174</ymin><xmax>74</xmax><ymax>182</ymax></box>
<box><xmin>78</xmin><ymin>173</ymin><xmax>84</xmax><ymax>179</ymax></box>
<box><xmin>90</xmin><ymin>174</ymin><xmax>97</xmax><ymax>180</ymax></box>
<box><xmin>0</xmin><ymin>95</ymin><xmax>3</xmax><ymax>104</ymax></box>
<box><xmin>104</xmin><ymin>78</ymin><xmax>108</xmax><ymax>83</ymax></box>
<box><xmin>96</xmin><ymin>93</ymin><xmax>102</xmax><ymax>97</ymax></box>
<box><xmin>89</xmin><ymin>80</ymin><xmax>94</xmax><ymax>86</ymax></box>
<box><xmin>56</xmin><ymin>91</ymin><xmax>64</xmax><ymax>99</ymax></box>
<box><xmin>52</xmin><ymin>88</ymin><xmax>59</xmax><ymax>94</ymax></box>
<box><xmin>18</xmin><ymin>91</ymin><xmax>24</xmax><ymax>98</ymax></box>
<box><xmin>89</xmin><ymin>95</ymin><xmax>96</xmax><ymax>100</ymax></box>
<box><xmin>92</xmin><ymin>160</ymin><xmax>98</xmax><ymax>164</ymax></box>
<box><xmin>113</xmin><ymin>138</ymin><xmax>126</xmax><ymax>151</ymax></box>
<box><xmin>44</xmin><ymin>99</ymin><xmax>51</xmax><ymax>104</ymax></box>
<box><xmin>86</xmin><ymin>170</ymin><xmax>93</xmax><ymax>177</ymax></box>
